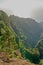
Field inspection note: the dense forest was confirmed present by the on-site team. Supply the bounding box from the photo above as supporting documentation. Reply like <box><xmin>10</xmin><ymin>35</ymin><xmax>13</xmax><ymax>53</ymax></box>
<box><xmin>0</xmin><ymin>10</ymin><xmax>43</xmax><ymax>65</ymax></box>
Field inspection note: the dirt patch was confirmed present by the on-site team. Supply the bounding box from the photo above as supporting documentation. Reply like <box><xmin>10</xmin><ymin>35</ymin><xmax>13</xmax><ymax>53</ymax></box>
<box><xmin>0</xmin><ymin>58</ymin><xmax>36</xmax><ymax>65</ymax></box>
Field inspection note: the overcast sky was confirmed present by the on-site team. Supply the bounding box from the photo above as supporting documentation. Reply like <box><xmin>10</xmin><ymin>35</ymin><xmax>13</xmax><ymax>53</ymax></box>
<box><xmin>0</xmin><ymin>0</ymin><xmax>43</xmax><ymax>22</ymax></box>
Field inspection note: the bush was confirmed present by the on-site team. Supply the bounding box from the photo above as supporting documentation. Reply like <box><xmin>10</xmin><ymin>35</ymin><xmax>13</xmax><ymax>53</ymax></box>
<box><xmin>39</xmin><ymin>59</ymin><xmax>43</xmax><ymax>65</ymax></box>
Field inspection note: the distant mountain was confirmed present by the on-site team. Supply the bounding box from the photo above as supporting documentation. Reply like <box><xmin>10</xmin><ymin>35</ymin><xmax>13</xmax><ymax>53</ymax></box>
<box><xmin>40</xmin><ymin>22</ymin><xmax>43</xmax><ymax>30</ymax></box>
<box><xmin>9</xmin><ymin>15</ymin><xmax>43</xmax><ymax>48</ymax></box>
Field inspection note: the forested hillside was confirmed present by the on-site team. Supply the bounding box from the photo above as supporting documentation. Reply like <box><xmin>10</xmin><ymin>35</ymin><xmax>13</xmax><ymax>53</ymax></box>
<box><xmin>10</xmin><ymin>15</ymin><xmax>43</xmax><ymax>48</ymax></box>
<box><xmin>0</xmin><ymin>10</ymin><xmax>43</xmax><ymax>65</ymax></box>
<box><xmin>0</xmin><ymin>10</ymin><xmax>20</xmax><ymax>58</ymax></box>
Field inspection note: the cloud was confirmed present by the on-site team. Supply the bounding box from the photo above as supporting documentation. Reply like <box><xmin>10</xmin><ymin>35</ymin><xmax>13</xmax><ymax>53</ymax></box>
<box><xmin>31</xmin><ymin>8</ymin><xmax>43</xmax><ymax>22</ymax></box>
<box><xmin>0</xmin><ymin>0</ymin><xmax>43</xmax><ymax>21</ymax></box>
<box><xmin>0</xmin><ymin>0</ymin><xmax>6</xmax><ymax>3</ymax></box>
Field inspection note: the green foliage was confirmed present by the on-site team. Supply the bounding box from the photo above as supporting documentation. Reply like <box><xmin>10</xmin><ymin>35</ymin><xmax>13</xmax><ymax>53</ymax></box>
<box><xmin>19</xmin><ymin>42</ymin><xmax>40</xmax><ymax>64</ymax></box>
<box><xmin>0</xmin><ymin>10</ymin><xmax>43</xmax><ymax>65</ymax></box>
<box><xmin>0</xmin><ymin>10</ymin><xmax>9</xmax><ymax>25</ymax></box>
<box><xmin>36</xmin><ymin>39</ymin><xmax>43</xmax><ymax>59</ymax></box>
<box><xmin>0</xmin><ymin>11</ymin><xmax>19</xmax><ymax>58</ymax></box>
<box><xmin>39</xmin><ymin>59</ymin><xmax>43</xmax><ymax>65</ymax></box>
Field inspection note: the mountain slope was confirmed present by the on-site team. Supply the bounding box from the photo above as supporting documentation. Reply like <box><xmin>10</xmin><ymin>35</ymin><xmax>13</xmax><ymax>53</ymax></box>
<box><xmin>40</xmin><ymin>22</ymin><xmax>43</xmax><ymax>30</ymax></box>
<box><xmin>0</xmin><ymin>10</ymin><xmax>20</xmax><ymax>59</ymax></box>
<box><xmin>10</xmin><ymin>15</ymin><xmax>43</xmax><ymax>47</ymax></box>
<box><xmin>0</xmin><ymin>10</ymin><xmax>38</xmax><ymax>65</ymax></box>
<box><xmin>36</xmin><ymin>38</ymin><xmax>43</xmax><ymax>59</ymax></box>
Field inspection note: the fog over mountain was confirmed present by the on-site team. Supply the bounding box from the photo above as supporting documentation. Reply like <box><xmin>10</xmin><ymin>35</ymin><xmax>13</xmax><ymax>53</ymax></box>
<box><xmin>31</xmin><ymin>8</ymin><xmax>43</xmax><ymax>22</ymax></box>
<box><xmin>0</xmin><ymin>8</ymin><xmax>43</xmax><ymax>23</ymax></box>
<box><xmin>0</xmin><ymin>0</ymin><xmax>43</xmax><ymax>23</ymax></box>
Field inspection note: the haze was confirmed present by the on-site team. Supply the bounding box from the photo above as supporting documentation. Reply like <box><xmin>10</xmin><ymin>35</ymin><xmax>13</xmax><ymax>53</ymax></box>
<box><xmin>0</xmin><ymin>0</ymin><xmax>43</xmax><ymax>22</ymax></box>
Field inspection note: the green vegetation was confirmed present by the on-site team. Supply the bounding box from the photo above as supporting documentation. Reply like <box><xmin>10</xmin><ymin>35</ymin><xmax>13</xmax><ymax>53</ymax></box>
<box><xmin>10</xmin><ymin>15</ymin><xmax>42</xmax><ymax>48</ymax></box>
<box><xmin>0</xmin><ymin>10</ymin><xmax>43</xmax><ymax>65</ymax></box>
<box><xmin>0</xmin><ymin>10</ymin><xmax>19</xmax><ymax>59</ymax></box>
<box><xmin>39</xmin><ymin>59</ymin><xmax>43</xmax><ymax>65</ymax></box>
<box><xmin>36</xmin><ymin>38</ymin><xmax>43</xmax><ymax>59</ymax></box>
<box><xmin>20</xmin><ymin>46</ymin><xmax>40</xmax><ymax>64</ymax></box>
